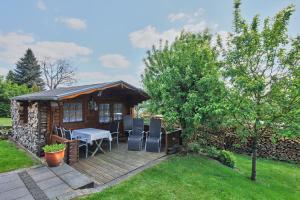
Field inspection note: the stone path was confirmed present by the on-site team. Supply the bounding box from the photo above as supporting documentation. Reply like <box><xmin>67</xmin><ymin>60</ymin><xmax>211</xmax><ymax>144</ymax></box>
<box><xmin>0</xmin><ymin>164</ymin><xmax>94</xmax><ymax>200</ymax></box>
<box><xmin>18</xmin><ymin>171</ymin><xmax>49</xmax><ymax>200</ymax></box>
<box><xmin>0</xmin><ymin>172</ymin><xmax>34</xmax><ymax>200</ymax></box>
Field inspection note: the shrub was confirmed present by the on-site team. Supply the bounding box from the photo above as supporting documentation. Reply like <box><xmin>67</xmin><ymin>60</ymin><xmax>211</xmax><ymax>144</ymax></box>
<box><xmin>43</xmin><ymin>144</ymin><xmax>65</xmax><ymax>153</ymax></box>
<box><xmin>205</xmin><ymin>146</ymin><xmax>220</xmax><ymax>159</ymax></box>
<box><xmin>187</xmin><ymin>142</ymin><xmax>201</xmax><ymax>153</ymax></box>
<box><xmin>0</xmin><ymin>127</ymin><xmax>12</xmax><ymax>140</ymax></box>
<box><xmin>218</xmin><ymin>150</ymin><xmax>236</xmax><ymax>168</ymax></box>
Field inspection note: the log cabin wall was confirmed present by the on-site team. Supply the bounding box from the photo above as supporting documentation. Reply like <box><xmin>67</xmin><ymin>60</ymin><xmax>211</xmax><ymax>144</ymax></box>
<box><xmin>39</xmin><ymin>101</ymin><xmax>51</xmax><ymax>145</ymax></box>
<box><xmin>49</xmin><ymin>88</ymin><xmax>138</xmax><ymax>138</ymax></box>
<box><xmin>11</xmin><ymin>100</ymin><xmax>46</xmax><ymax>155</ymax></box>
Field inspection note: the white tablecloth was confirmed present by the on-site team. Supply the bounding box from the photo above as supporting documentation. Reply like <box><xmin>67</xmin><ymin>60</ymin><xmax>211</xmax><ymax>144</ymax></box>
<box><xmin>72</xmin><ymin>128</ymin><xmax>112</xmax><ymax>144</ymax></box>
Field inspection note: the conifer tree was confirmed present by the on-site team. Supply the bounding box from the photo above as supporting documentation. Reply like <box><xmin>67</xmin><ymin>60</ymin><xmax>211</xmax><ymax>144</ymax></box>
<box><xmin>13</xmin><ymin>49</ymin><xmax>44</xmax><ymax>89</ymax></box>
<box><xmin>6</xmin><ymin>70</ymin><xmax>14</xmax><ymax>82</ymax></box>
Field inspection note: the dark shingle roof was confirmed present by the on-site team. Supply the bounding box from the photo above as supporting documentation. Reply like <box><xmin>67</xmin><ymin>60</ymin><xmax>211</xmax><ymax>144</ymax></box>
<box><xmin>13</xmin><ymin>81</ymin><xmax>148</xmax><ymax>101</ymax></box>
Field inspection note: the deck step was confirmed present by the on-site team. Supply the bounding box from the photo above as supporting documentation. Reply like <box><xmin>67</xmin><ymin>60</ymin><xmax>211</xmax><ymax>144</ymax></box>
<box><xmin>49</xmin><ymin>163</ymin><xmax>94</xmax><ymax>190</ymax></box>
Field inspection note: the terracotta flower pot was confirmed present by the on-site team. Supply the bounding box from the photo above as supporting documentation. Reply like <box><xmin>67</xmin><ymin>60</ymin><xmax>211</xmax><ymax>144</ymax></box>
<box><xmin>44</xmin><ymin>149</ymin><xmax>65</xmax><ymax>167</ymax></box>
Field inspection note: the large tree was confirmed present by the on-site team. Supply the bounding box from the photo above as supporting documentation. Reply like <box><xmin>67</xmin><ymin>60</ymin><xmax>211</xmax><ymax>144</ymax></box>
<box><xmin>13</xmin><ymin>49</ymin><xmax>44</xmax><ymax>89</ymax></box>
<box><xmin>0</xmin><ymin>76</ymin><xmax>31</xmax><ymax>117</ymax></box>
<box><xmin>40</xmin><ymin>58</ymin><xmax>76</xmax><ymax>90</ymax></box>
<box><xmin>222</xmin><ymin>0</ymin><xmax>300</xmax><ymax>180</ymax></box>
<box><xmin>142</xmin><ymin>32</ymin><xmax>226</xmax><ymax>140</ymax></box>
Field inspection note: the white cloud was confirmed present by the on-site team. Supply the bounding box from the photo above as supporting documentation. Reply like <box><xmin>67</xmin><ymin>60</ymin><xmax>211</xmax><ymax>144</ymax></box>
<box><xmin>129</xmin><ymin>22</ymin><xmax>213</xmax><ymax>49</ymax></box>
<box><xmin>129</xmin><ymin>7</ymin><xmax>218</xmax><ymax>49</ymax></box>
<box><xmin>99</xmin><ymin>54</ymin><xmax>130</xmax><ymax>69</ymax></box>
<box><xmin>0</xmin><ymin>32</ymin><xmax>92</xmax><ymax>64</ymax></box>
<box><xmin>168</xmin><ymin>8</ymin><xmax>204</xmax><ymax>23</ymax></box>
<box><xmin>129</xmin><ymin>25</ymin><xmax>179</xmax><ymax>49</ymax></box>
<box><xmin>168</xmin><ymin>13</ymin><xmax>186</xmax><ymax>22</ymax></box>
<box><xmin>55</xmin><ymin>17</ymin><xmax>87</xmax><ymax>30</ymax></box>
<box><xmin>37</xmin><ymin>0</ymin><xmax>46</xmax><ymax>11</ymax></box>
<box><xmin>183</xmin><ymin>21</ymin><xmax>208</xmax><ymax>33</ymax></box>
<box><xmin>76</xmin><ymin>71</ymin><xmax>141</xmax><ymax>87</ymax></box>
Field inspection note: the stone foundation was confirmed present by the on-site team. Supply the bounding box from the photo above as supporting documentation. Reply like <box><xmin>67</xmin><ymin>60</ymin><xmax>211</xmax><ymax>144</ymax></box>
<box><xmin>11</xmin><ymin>100</ymin><xmax>45</xmax><ymax>154</ymax></box>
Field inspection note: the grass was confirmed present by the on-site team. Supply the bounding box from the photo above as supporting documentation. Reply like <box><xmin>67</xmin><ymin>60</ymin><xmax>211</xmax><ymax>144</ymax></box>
<box><xmin>0</xmin><ymin>117</ymin><xmax>12</xmax><ymax>126</ymax></box>
<box><xmin>81</xmin><ymin>153</ymin><xmax>300</xmax><ymax>200</ymax></box>
<box><xmin>0</xmin><ymin>140</ymin><xmax>38</xmax><ymax>173</ymax></box>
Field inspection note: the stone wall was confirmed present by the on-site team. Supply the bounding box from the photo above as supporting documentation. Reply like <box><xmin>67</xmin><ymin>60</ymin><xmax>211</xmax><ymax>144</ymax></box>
<box><xmin>11</xmin><ymin>100</ymin><xmax>45</xmax><ymax>155</ymax></box>
<box><xmin>200</xmin><ymin>129</ymin><xmax>300</xmax><ymax>163</ymax></box>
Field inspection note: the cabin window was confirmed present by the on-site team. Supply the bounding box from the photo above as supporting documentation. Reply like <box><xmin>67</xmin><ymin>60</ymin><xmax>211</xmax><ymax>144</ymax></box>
<box><xmin>113</xmin><ymin>103</ymin><xmax>123</xmax><ymax>120</ymax></box>
<box><xmin>99</xmin><ymin>103</ymin><xmax>110</xmax><ymax>123</ymax></box>
<box><xmin>63</xmin><ymin>103</ymin><xmax>83</xmax><ymax>122</ymax></box>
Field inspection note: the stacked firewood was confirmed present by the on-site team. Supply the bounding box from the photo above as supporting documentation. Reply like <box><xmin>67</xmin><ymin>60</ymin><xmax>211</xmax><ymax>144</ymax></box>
<box><xmin>197</xmin><ymin>128</ymin><xmax>300</xmax><ymax>163</ymax></box>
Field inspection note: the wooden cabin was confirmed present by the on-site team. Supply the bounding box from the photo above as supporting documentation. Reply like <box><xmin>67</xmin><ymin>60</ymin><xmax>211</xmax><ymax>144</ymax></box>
<box><xmin>11</xmin><ymin>81</ymin><xmax>149</xmax><ymax>156</ymax></box>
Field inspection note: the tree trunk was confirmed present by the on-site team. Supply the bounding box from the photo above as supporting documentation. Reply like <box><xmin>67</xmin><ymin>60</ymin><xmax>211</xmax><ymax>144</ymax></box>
<box><xmin>251</xmin><ymin>138</ymin><xmax>257</xmax><ymax>181</ymax></box>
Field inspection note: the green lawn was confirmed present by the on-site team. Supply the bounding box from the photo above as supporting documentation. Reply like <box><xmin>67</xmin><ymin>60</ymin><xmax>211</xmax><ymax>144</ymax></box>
<box><xmin>0</xmin><ymin>117</ymin><xmax>12</xmax><ymax>126</ymax></box>
<box><xmin>0</xmin><ymin>140</ymin><xmax>38</xmax><ymax>173</ymax></box>
<box><xmin>82</xmin><ymin>154</ymin><xmax>300</xmax><ymax>200</ymax></box>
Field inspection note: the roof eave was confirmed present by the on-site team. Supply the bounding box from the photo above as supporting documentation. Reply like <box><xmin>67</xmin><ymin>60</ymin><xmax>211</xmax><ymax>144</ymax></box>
<box><xmin>12</xmin><ymin>96</ymin><xmax>59</xmax><ymax>101</ymax></box>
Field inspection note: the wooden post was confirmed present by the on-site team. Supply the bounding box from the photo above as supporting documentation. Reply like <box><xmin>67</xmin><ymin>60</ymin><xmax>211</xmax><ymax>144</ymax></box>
<box><xmin>37</xmin><ymin>102</ymin><xmax>42</xmax><ymax>157</ymax></box>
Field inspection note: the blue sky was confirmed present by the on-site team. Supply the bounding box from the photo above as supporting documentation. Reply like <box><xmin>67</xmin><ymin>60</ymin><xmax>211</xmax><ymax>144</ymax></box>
<box><xmin>0</xmin><ymin>0</ymin><xmax>299</xmax><ymax>87</ymax></box>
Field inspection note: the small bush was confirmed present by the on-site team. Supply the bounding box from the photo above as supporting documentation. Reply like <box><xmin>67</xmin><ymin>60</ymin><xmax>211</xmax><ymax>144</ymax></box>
<box><xmin>218</xmin><ymin>150</ymin><xmax>236</xmax><ymax>168</ymax></box>
<box><xmin>43</xmin><ymin>144</ymin><xmax>65</xmax><ymax>153</ymax></box>
<box><xmin>187</xmin><ymin>142</ymin><xmax>201</xmax><ymax>153</ymax></box>
<box><xmin>0</xmin><ymin>127</ymin><xmax>12</xmax><ymax>140</ymax></box>
<box><xmin>205</xmin><ymin>146</ymin><xmax>220</xmax><ymax>159</ymax></box>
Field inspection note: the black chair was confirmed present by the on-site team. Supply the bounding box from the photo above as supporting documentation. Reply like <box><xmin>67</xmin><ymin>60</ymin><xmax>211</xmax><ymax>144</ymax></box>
<box><xmin>109</xmin><ymin>121</ymin><xmax>120</xmax><ymax>150</ymax></box>
<box><xmin>128</xmin><ymin>118</ymin><xmax>144</xmax><ymax>151</ymax></box>
<box><xmin>63</xmin><ymin>128</ymin><xmax>88</xmax><ymax>158</ymax></box>
<box><xmin>145</xmin><ymin>118</ymin><xmax>162</xmax><ymax>152</ymax></box>
<box><xmin>123</xmin><ymin>115</ymin><xmax>133</xmax><ymax>137</ymax></box>
<box><xmin>63</xmin><ymin>128</ymin><xmax>73</xmax><ymax>140</ymax></box>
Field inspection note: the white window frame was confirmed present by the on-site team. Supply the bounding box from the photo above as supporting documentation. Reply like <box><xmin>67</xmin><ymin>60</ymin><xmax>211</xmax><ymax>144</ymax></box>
<box><xmin>63</xmin><ymin>102</ymin><xmax>83</xmax><ymax>123</ymax></box>
<box><xmin>99</xmin><ymin>103</ymin><xmax>111</xmax><ymax>123</ymax></box>
<box><xmin>113</xmin><ymin>103</ymin><xmax>123</xmax><ymax>121</ymax></box>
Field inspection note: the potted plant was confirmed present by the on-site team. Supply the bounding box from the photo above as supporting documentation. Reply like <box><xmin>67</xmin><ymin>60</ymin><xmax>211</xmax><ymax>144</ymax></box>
<box><xmin>43</xmin><ymin>143</ymin><xmax>66</xmax><ymax>167</ymax></box>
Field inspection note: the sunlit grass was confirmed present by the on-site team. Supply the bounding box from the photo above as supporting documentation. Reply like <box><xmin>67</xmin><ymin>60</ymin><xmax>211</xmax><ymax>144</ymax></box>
<box><xmin>81</xmin><ymin>153</ymin><xmax>300</xmax><ymax>200</ymax></box>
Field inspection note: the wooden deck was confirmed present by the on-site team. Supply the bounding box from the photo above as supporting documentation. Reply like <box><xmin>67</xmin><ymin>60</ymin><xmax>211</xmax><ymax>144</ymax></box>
<box><xmin>72</xmin><ymin>142</ymin><xmax>166</xmax><ymax>186</ymax></box>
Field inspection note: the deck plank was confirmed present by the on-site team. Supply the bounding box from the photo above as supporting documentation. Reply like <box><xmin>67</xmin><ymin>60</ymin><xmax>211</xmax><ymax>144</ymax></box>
<box><xmin>72</xmin><ymin>142</ymin><xmax>166</xmax><ymax>187</ymax></box>
<box><xmin>92</xmin><ymin>156</ymin><xmax>128</xmax><ymax>174</ymax></box>
<box><xmin>85</xmin><ymin>158</ymin><xmax>124</xmax><ymax>178</ymax></box>
<box><xmin>99</xmin><ymin>154</ymin><xmax>136</xmax><ymax>171</ymax></box>
<box><xmin>76</xmin><ymin>160</ymin><xmax>113</xmax><ymax>182</ymax></box>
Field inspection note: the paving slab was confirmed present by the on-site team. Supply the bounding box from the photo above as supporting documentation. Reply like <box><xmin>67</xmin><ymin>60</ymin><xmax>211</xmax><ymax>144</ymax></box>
<box><xmin>27</xmin><ymin>166</ymin><xmax>49</xmax><ymax>176</ymax></box>
<box><xmin>16</xmin><ymin>194</ymin><xmax>35</xmax><ymax>200</ymax></box>
<box><xmin>0</xmin><ymin>173</ymin><xmax>19</xmax><ymax>184</ymax></box>
<box><xmin>30</xmin><ymin>169</ymin><xmax>56</xmax><ymax>182</ymax></box>
<box><xmin>36</xmin><ymin>176</ymin><xmax>66</xmax><ymax>190</ymax></box>
<box><xmin>18</xmin><ymin>171</ymin><xmax>49</xmax><ymax>200</ymax></box>
<box><xmin>43</xmin><ymin>183</ymin><xmax>73</xmax><ymax>199</ymax></box>
<box><xmin>1</xmin><ymin>163</ymin><xmax>95</xmax><ymax>200</ymax></box>
<box><xmin>49</xmin><ymin>163</ymin><xmax>73</xmax><ymax>175</ymax></box>
<box><xmin>0</xmin><ymin>177</ymin><xmax>25</xmax><ymax>193</ymax></box>
<box><xmin>0</xmin><ymin>186</ymin><xmax>31</xmax><ymax>200</ymax></box>
<box><xmin>49</xmin><ymin>163</ymin><xmax>94</xmax><ymax>190</ymax></box>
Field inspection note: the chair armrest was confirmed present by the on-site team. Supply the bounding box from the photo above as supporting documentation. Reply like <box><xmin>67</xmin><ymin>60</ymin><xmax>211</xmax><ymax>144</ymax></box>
<box><xmin>145</xmin><ymin>131</ymin><xmax>149</xmax><ymax>137</ymax></box>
